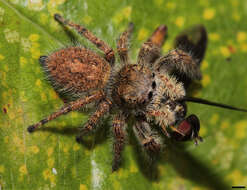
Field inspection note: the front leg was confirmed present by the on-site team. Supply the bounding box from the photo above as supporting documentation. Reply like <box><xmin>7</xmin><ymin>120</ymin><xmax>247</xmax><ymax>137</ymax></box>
<box><xmin>138</xmin><ymin>25</ymin><xmax>167</xmax><ymax>66</ymax></box>
<box><xmin>174</xmin><ymin>25</ymin><xmax>207</xmax><ymax>64</ymax></box>
<box><xmin>147</xmin><ymin>25</ymin><xmax>167</xmax><ymax>48</ymax></box>
<box><xmin>117</xmin><ymin>23</ymin><xmax>134</xmax><ymax>64</ymax></box>
<box><xmin>133</xmin><ymin>121</ymin><xmax>161</xmax><ymax>154</ymax></box>
<box><xmin>154</xmin><ymin>49</ymin><xmax>202</xmax><ymax>87</ymax></box>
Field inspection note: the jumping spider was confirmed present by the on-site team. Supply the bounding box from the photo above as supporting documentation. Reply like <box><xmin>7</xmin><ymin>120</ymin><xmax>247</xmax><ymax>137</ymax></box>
<box><xmin>27</xmin><ymin>14</ymin><xmax>247</xmax><ymax>171</ymax></box>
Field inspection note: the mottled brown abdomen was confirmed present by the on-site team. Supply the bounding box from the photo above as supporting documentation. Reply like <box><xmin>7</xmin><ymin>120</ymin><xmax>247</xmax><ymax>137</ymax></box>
<box><xmin>44</xmin><ymin>47</ymin><xmax>111</xmax><ymax>96</ymax></box>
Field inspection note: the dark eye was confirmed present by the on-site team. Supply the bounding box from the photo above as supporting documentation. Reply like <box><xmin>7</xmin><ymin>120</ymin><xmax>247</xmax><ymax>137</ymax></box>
<box><xmin>152</xmin><ymin>81</ymin><xmax>156</xmax><ymax>89</ymax></box>
<box><xmin>148</xmin><ymin>91</ymin><xmax>153</xmax><ymax>99</ymax></box>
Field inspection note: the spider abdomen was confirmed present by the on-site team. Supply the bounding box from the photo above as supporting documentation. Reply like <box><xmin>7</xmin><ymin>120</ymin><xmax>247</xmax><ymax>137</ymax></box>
<box><xmin>42</xmin><ymin>46</ymin><xmax>111</xmax><ymax>95</ymax></box>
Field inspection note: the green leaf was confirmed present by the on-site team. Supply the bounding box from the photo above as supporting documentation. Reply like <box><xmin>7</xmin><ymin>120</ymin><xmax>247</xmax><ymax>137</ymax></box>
<box><xmin>1</xmin><ymin>0</ymin><xmax>247</xmax><ymax>189</ymax></box>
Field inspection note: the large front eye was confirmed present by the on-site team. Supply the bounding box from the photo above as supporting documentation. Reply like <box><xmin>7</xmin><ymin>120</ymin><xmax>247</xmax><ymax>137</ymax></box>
<box><xmin>152</xmin><ymin>81</ymin><xmax>156</xmax><ymax>89</ymax></box>
<box><xmin>148</xmin><ymin>91</ymin><xmax>153</xmax><ymax>99</ymax></box>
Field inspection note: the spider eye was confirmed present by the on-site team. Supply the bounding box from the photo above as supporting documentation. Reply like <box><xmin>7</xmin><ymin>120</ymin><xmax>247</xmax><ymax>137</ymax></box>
<box><xmin>148</xmin><ymin>91</ymin><xmax>153</xmax><ymax>99</ymax></box>
<box><xmin>152</xmin><ymin>81</ymin><xmax>156</xmax><ymax>89</ymax></box>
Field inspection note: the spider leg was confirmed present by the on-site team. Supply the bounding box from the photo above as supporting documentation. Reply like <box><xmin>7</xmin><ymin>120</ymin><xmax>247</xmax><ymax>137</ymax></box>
<box><xmin>137</xmin><ymin>25</ymin><xmax>167</xmax><ymax>66</ymax></box>
<box><xmin>54</xmin><ymin>14</ymin><xmax>115</xmax><ymax>65</ymax></box>
<box><xmin>117</xmin><ymin>23</ymin><xmax>134</xmax><ymax>64</ymax></box>
<box><xmin>174</xmin><ymin>25</ymin><xmax>207</xmax><ymax>64</ymax></box>
<box><xmin>27</xmin><ymin>91</ymin><xmax>104</xmax><ymax>133</ymax></box>
<box><xmin>157</xmin><ymin>49</ymin><xmax>202</xmax><ymax>79</ymax></box>
<box><xmin>133</xmin><ymin>121</ymin><xmax>161</xmax><ymax>154</ymax></box>
<box><xmin>147</xmin><ymin>25</ymin><xmax>167</xmax><ymax>48</ymax></box>
<box><xmin>76</xmin><ymin>99</ymin><xmax>111</xmax><ymax>142</ymax></box>
<box><xmin>112</xmin><ymin>113</ymin><xmax>127</xmax><ymax>171</ymax></box>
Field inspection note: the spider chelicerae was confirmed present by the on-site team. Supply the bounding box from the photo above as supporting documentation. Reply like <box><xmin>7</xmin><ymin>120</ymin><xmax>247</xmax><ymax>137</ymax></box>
<box><xmin>27</xmin><ymin>14</ymin><xmax>247</xmax><ymax>171</ymax></box>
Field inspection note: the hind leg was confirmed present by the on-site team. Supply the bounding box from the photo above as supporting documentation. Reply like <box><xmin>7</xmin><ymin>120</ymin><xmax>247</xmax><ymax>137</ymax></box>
<box><xmin>54</xmin><ymin>14</ymin><xmax>115</xmax><ymax>65</ymax></box>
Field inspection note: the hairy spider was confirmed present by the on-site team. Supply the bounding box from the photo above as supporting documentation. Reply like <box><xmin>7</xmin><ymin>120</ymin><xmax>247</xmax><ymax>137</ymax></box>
<box><xmin>27</xmin><ymin>14</ymin><xmax>247</xmax><ymax>171</ymax></box>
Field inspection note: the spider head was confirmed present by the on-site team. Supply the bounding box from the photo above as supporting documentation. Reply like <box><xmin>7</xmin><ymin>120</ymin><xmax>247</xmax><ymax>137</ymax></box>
<box><xmin>145</xmin><ymin>71</ymin><xmax>187</xmax><ymax>127</ymax></box>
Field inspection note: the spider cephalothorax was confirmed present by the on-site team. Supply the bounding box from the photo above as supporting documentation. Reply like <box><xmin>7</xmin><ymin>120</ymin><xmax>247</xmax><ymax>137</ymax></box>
<box><xmin>27</xmin><ymin>14</ymin><xmax>247</xmax><ymax>171</ymax></box>
<box><xmin>112</xmin><ymin>64</ymin><xmax>154</xmax><ymax>109</ymax></box>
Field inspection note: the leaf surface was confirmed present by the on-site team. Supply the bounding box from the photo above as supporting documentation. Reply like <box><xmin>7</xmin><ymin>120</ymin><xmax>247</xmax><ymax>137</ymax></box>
<box><xmin>1</xmin><ymin>0</ymin><xmax>247</xmax><ymax>189</ymax></box>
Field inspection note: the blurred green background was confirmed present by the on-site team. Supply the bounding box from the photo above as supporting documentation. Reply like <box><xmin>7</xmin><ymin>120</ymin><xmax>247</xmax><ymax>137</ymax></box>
<box><xmin>0</xmin><ymin>0</ymin><xmax>247</xmax><ymax>189</ymax></box>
